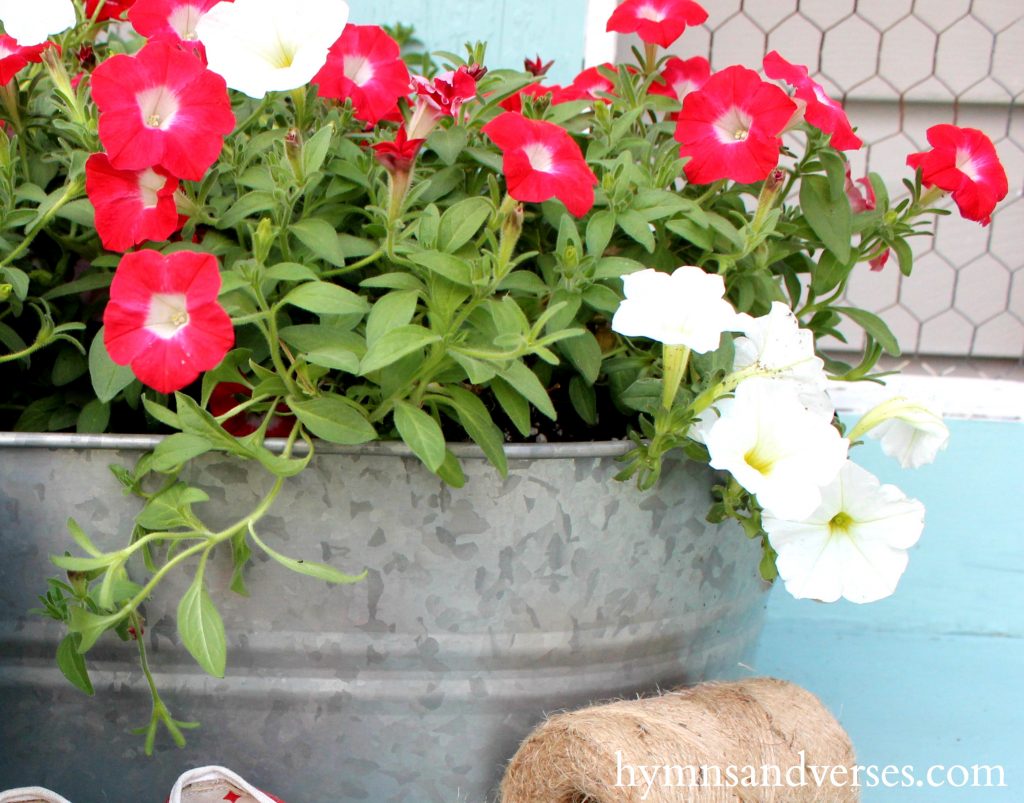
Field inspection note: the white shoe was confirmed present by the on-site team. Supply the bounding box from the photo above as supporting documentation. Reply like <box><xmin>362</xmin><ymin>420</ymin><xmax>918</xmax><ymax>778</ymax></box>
<box><xmin>167</xmin><ymin>767</ymin><xmax>283</xmax><ymax>803</ymax></box>
<box><xmin>0</xmin><ymin>789</ymin><xmax>72</xmax><ymax>803</ymax></box>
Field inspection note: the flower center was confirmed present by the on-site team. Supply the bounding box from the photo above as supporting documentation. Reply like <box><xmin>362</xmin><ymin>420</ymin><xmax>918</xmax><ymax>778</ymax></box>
<box><xmin>714</xmin><ymin>106</ymin><xmax>754</xmax><ymax>144</ymax></box>
<box><xmin>637</xmin><ymin>4</ymin><xmax>666</xmax><ymax>21</ymax></box>
<box><xmin>136</xmin><ymin>85</ymin><xmax>180</xmax><ymax>131</ymax></box>
<box><xmin>829</xmin><ymin>511</ymin><xmax>854</xmax><ymax>535</ymax></box>
<box><xmin>523</xmin><ymin>142</ymin><xmax>554</xmax><ymax>173</ymax></box>
<box><xmin>145</xmin><ymin>293</ymin><xmax>190</xmax><ymax>340</ymax></box>
<box><xmin>744</xmin><ymin>445</ymin><xmax>774</xmax><ymax>476</ymax></box>
<box><xmin>168</xmin><ymin>4</ymin><xmax>203</xmax><ymax>41</ymax></box>
<box><xmin>268</xmin><ymin>41</ymin><xmax>298</xmax><ymax>70</ymax></box>
<box><xmin>137</xmin><ymin>168</ymin><xmax>168</xmax><ymax>209</ymax></box>
<box><xmin>344</xmin><ymin>54</ymin><xmax>376</xmax><ymax>87</ymax></box>
<box><xmin>955</xmin><ymin>149</ymin><xmax>981</xmax><ymax>182</ymax></box>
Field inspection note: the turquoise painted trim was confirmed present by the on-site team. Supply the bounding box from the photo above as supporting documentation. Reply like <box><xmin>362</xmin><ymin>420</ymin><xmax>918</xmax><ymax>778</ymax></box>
<box><xmin>753</xmin><ymin>419</ymin><xmax>1024</xmax><ymax>801</ymax></box>
<box><xmin>349</xmin><ymin>1</ymin><xmax>589</xmax><ymax>83</ymax></box>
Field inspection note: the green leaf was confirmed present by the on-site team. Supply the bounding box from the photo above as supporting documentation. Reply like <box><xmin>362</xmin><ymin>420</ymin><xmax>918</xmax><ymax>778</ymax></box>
<box><xmin>800</xmin><ymin>174</ymin><xmax>852</xmax><ymax>264</ymax></box>
<box><xmin>88</xmin><ymin>329</ymin><xmax>136</xmax><ymax>404</ymax></box>
<box><xmin>408</xmin><ymin>251</ymin><xmax>474</xmax><ymax>287</ymax></box>
<box><xmin>366</xmin><ymin>290</ymin><xmax>419</xmax><ymax>347</ymax></box>
<box><xmin>142</xmin><ymin>395</ymin><xmax>182</xmax><ymax>429</ymax></box>
<box><xmin>302</xmin><ymin>124</ymin><xmax>334</xmax><ymax>177</ymax></box>
<box><xmin>427</xmin><ymin>125</ymin><xmax>469</xmax><ymax>165</ymax></box>
<box><xmin>151</xmin><ymin>433</ymin><xmax>213</xmax><ymax>473</ymax></box>
<box><xmin>177</xmin><ymin>571</ymin><xmax>227</xmax><ymax>678</ymax></box>
<box><xmin>289</xmin><ymin>395</ymin><xmax>377</xmax><ymax>444</ymax></box>
<box><xmin>500</xmin><ymin>360</ymin><xmax>556</xmax><ymax>420</ymax></box>
<box><xmin>137</xmin><ymin>483</ymin><xmax>209</xmax><ymax>530</ymax></box>
<box><xmin>569</xmin><ymin>376</ymin><xmax>598</xmax><ymax>425</ymax></box>
<box><xmin>619</xmin><ymin>210</ymin><xmax>656</xmax><ymax>253</ymax></box>
<box><xmin>67</xmin><ymin>518</ymin><xmax>102</xmax><ymax>557</ymax></box>
<box><xmin>435</xmin><ymin>449</ymin><xmax>467</xmax><ymax>488</ymax></box>
<box><xmin>437</xmin><ymin>197</ymin><xmax>493</xmax><ymax>253</ymax></box>
<box><xmin>302</xmin><ymin>346</ymin><xmax>360</xmax><ymax>373</ymax></box>
<box><xmin>835</xmin><ymin>307</ymin><xmax>901</xmax><ymax>356</ymax></box>
<box><xmin>76</xmin><ymin>399</ymin><xmax>110</xmax><ymax>434</ymax></box>
<box><xmin>818</xmin><ymin>150</ymin><xmax>848</xmax><ymax>201</ymax></box>
<box><xmin>492</xmin><ymin>376</ymin><xmax>532</xmax><ymax>437</ymax></box>
<box><xmin>265</xmin><ymin>262</ymin><xmax>318</xmax><ymax>283</ymax></box>
<box><xmin>394</xmin><ymin>401</ymin><xmax>446</xmax><ymax>472</ymax></box>
<box><xmin>290</xmin><ymin>219</ymin><xmax>346</xmax><ymax>267</ymax></box>
<box><xmin>68</xmin><ymin>607</ymin><xmax>122</xmax><ymax>654</ymax></box>
<box><xmin>560</xmin><ymin>331</ymin><xmax>602</xmax><ymax>385</ymax></box>
<box><xmin>51</xmin><ymin>554</ymin><xmax>113</xmax><ymax>571</ymax></box>
<box><xmin>811</xmin><ymin>250</ymin><xmax>849</xmax><ymax>296</ymax></box>
<box><xmin>891</xmin><ymin>238</ymin><xmax>913</xmax><ymax>277</ymax></box>
<box><xmin>41</xmin><ymin>271</ymin><xmax>112</xmax><ymax>301</ymax></box>
<box><xmin>416</xmin><ymin>203</ymin><xmax>441</xmax><ymax>249</ymax></box>
<box><xmin>57</xmin><ymin>633</ymin><xmax>94</xmax><ymax>696</ymax></box>
<box><xmin>443</xmin><ymin>386</ymin><xmax>508</xmax><ymax>476</ymax></box>
<box><xmin>360</xmin><ymin>325</ymin><xmax>440</xmax><ymax>375</ymax></box>
<box><xmin>585</xmin><ymin>210</ymin><xmax>616</xmax><ymax>257</ymax></box>
<box><xmin>282</xmin><ymin>281</ymin><xmax>369</xmax><ymax>316</ymax></box>
<box><xmin>221</xmin><ymin>191</ymin><xmax>277</xmax><ymax>228</ymax></box>
<box><xmin>0</xmin><ymin>266</ymin><xmax>29</xmax><ymax>300</ymax></box>
<box><xmin>248</xmin><ymin>524</ymin><xmax>366</xmax><ymax>584</ymax></box>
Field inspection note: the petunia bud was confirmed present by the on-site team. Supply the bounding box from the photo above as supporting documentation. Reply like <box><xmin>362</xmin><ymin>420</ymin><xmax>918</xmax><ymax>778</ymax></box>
<box><xmin>524</xmin><ymin>55</ymin><xmax>554</xmax><ymax>77</ymax></box>
<box><xmin>0</xmin><ymin>283</ymin><xmax>11</xmax><ymax>303</ymax></box>
<box><xmin>253</xmin><ymin>217</ymin><xmax>275</xmax><ymax>265</ymax></box>
<box><xmin>284</xmin><ymin>127</ymin><xmax>303</xmax><ymax>179</ymax></box>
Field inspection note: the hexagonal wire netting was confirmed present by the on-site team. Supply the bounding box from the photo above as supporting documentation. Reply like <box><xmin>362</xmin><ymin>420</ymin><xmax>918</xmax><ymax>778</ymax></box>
<box><xmin>614</xmin><ymin>0</ymin><xmax>1024</xmax><ymax>360</ymax></box>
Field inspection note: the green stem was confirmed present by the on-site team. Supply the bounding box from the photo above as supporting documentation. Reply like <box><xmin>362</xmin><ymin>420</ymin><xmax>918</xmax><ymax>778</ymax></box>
<box><xmin>320</xmin><ymin>249</ymin><xmax>385</xmax><ymax>279</ymax></box>
<box><xmin>1</xmin><ymin>177</ymin><xmax>85</xmax><ymax>267</ymax></box>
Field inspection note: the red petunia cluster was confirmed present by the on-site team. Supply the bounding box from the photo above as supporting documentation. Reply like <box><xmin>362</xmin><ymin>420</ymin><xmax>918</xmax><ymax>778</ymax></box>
<box><xmin>128</xmin><ymin>0</ymin><xmax>222</xmax><ymax>55</ymax></box>
<box><xmin>649</xmin><ymin>56</ymin><xmax>710</xmax><ymax>119</ymax></box>
<box><xmin>407</xmin><ymin>65</ymin><xmax>480</xmax><ymax>140</ymax></box>
<box><xmin>86</xmin><ymin>39</ymin><xmax>234</xmax><ymax>251</ymax></box>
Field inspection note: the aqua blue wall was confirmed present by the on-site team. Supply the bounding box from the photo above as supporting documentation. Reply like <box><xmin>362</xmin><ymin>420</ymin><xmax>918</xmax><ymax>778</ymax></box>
<box><xmin>349</xmin><ymin>1</ymin><xmax>589</xmax><ymax>84</ymax></box>
<box><xmin>753</xmin><ymin>420</ymin><xmax>1024</xmax><ymax>801</ymax></box>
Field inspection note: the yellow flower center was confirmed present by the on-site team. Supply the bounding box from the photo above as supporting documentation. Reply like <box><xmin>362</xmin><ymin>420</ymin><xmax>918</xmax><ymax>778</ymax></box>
<box><xmin>829</xmin><ymin>512</ymin><xmax>854</xmax><ymax>535</ymax></box>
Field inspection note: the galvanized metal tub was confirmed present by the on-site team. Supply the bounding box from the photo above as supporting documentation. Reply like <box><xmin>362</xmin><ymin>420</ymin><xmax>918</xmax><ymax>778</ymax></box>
<box><xmin>0</xmin><ymin>435</ymin><xmax>767</xmax><ymax>802</ymax></box>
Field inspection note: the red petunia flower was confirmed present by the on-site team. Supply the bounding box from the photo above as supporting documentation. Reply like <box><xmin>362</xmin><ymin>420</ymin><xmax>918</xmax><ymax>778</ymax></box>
<box><xmin>313</xmin><ymin>25</ymin><xmax>411</xmax><ymax>126</ymax></box>
<box><xmin>869</xmin><ymin>249</ymin><xmax>890</xmax><ymax>272</ymax></box>
<box><xmin>0</xmin><ymin>35</ymin><xmax>49</xmax><ymax>85</ymax></box>
<box><xmin>209</xmin><ymin>382</ymin><xmax>294</xmax><ymax>438</ymax></box>
<box><xmin>371</xmin><ymin>126</ymin><xmax>425</xmax><ymax>175</ymax></box>
<box><xmin>91</xmin><ymin>40</ymin><xmax>235</xmax><ymax>181</ymax></box>
<box><xmin>606</xmin><ymin>0</ymin><xmax>708</xmax><ymax>49</ymax></box>
<box><xmin>844</xmin><ymin>166</ymin><xmax>876</xmax><ymax>214</ymax></box>
<box><xmin>104</xmin><ymin>249</ymin><xmax>234</xmax><ymax>394</ymax></box>
<box><xmin>675</xmin><ymin>65</ymin><xmax>796</xmax><ymax>185</ymax></box>
<box><xmin>565</xmin><ymin>64</ymin><xmax>617</xmax><ymax>103</ymax></box>
<box><xmin>128</xmin><ymin>0</ymin><xmax>221</xmax><ymax>50</ymax></box>
<box><xmin>763</xmin><ymin>51</ymin><xmax>862</xmax><ymax>151</ymax></box>
<box><xmin>407</xmin><ymin>65</ymin><xmax>479</xmax><ymax>140</ymax></box>
<box><xmin>524</xmin><ymin>55</ymin><xmax>553</xmax><ymax>77</ymax></box>
<box><xmin>483</xmin><ymin>112</ymin><xmax>598</xmax><ymax>217</ymax></box>
<box><xmin>85</xmin><ymin>153</ymin><xmax>182</xmax><ymax>252</ymax></box>
<box><xmin>906</xmin><ymin>124</ymin><xmax>1009</xmax><ymax>226</ymax></box>
<box><xmin>86</xmin><ymin>0</ymin><xmax>137</xmax><ymax>21</ymax></box>
<box><xmin>649</xmin><ymin>56</ymin><xmax>710</xmax><ymax>118</ymax></box>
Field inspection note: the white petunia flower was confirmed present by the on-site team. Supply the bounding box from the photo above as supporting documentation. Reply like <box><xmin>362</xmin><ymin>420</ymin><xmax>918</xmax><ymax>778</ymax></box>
<box><xmin>611</xmin><ymin>266</ymin><xmax>741</xmax><ymax>354</ymax></box>
<box><xmin>704</xmin><ymin>378</ymin><xmax>848</xmax><ymax>519</ymax></box>
<box><xmin>764</xmin><ymin>461</ymin><xmax>925</xmax><ymax>604</ymax></box>
<box><xmin>0</xmin><ymin>0</ymin><xmax>76</xmax><ymax>45</ymax></box>
<box><xmin>850</xmin><ymin>396</ymin><xmax>950</xmax><ymax>469</ymax></box>
<box><xmin>197</xmin><ymin>0</ymin><xmax>350</xmax><ymax>99</ymax></box>
<box><xmin>734</xmin><ymin>301</ymin><xmax>832</xmax><ymax>416</ymax></box>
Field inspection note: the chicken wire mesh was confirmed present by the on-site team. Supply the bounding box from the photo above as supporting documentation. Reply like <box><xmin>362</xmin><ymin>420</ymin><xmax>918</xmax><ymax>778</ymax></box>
<box><xmin>615</xmin><ymin>0</ymin><xmax>1024</xmax><ymax>360</ymax></box>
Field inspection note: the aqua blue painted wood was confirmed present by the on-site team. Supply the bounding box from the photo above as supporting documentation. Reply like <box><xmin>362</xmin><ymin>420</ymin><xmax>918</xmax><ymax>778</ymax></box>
<box><xmin>753</xmin><ymin>420</ymin><xmax>1024</xmax><ymax>801</ymax></box>
<box><xmin>349</xmin><ymin>1</ymin><xmax>589</xmax><ymax>83</ymax></box>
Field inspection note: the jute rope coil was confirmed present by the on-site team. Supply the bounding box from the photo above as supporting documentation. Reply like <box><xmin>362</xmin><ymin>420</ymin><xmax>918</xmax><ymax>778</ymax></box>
<box><xmin>501</xmin><ymin>677</ymin><xmax>858</xmax><ymax>802</ymax></box>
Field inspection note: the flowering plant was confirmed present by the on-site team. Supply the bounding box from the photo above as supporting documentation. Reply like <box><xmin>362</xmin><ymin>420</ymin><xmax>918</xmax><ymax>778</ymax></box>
<box><xmin>1</xmin><ymin>0</ymin><xmax>1008</xmax><ymax>751</ymax></box>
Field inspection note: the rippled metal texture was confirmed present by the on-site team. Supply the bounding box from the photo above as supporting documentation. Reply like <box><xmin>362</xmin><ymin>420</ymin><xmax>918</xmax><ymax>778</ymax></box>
<box><xmin>0</xmin><ymin>438</ymin><xmax>767</xmax><ymax>802</ymax></box>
